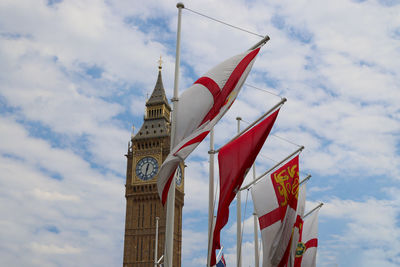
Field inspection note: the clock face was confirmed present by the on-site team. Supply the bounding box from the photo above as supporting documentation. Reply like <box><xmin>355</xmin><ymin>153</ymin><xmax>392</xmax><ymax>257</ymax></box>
<box><xmin>175</xmin><ymin>165</ymin><xmax>183</xmax><ymax>186</ymax></box>
<box><xmin>136</xmin><ymin>157</ymin><xmax>159</xmax><ymax>181</ymax></box>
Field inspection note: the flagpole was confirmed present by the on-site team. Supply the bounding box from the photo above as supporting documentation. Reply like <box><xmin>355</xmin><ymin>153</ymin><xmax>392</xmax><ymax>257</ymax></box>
<box><xmin>216</xmin><ymin>245</ymin><xmax>224</xmax><ymax>260</ymax></box>
<box><xmin>214</xmin><ymin>98</ymin><xmax>286</xmax><ymax>153</ymax></box>
<box><xmin>154</xmin><ymin>217</ymin><xmax>159</xmax><ymax>267</ymax></box>
<box><xmin>252</xmin><ymin>164</ymin><xmax>259</xmax><ymax>267</ymax></box>
<box><xmin>240</xmin><ymin>146</ymin><xmax>304</xmax><ymax>191</ymax></box>
<box><xmin>164</xmin><ymin>3</ymin><xmax>184</xmax><ymax>267</ymax></box>
<box><xmin>236</xmin><ymin>117</ymin><xmax>242</xmax><ymax>267</ymax></box>
<box><xmin>304</xmin><ymin>203</ymin><xmax>324</xmax><ymax>219</ymax></box>
<box><xmin>207</xmin><ymin>128</ymin><xmax>215</xmax><ymax>267</ymax></box>
<box><xmin>299</xmin><ymin>174</ymin><xmax>311</xmax><ymax>186</ymax></box>
<box><xmin>248</xmin><ymin>35</ymin><xmax>270</xmax><ymax>50</ymax></box>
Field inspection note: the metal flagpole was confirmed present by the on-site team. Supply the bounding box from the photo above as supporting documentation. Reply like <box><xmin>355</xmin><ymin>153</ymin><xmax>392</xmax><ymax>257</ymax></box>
<box><xmin>252</xmin><ymin>164</ymin><xmax>259</xmax><ymax>267</ymax></box>
<box><xmin>300</xmin><ymin>174</ymin><xmax>311</xmax><ymax>186</ymax></box>
<box><xmin>303</xmin><ymin>203</ymin><xmax>324</xmax><ymax>219</ymax></box>
<box><xmin>164</xmin><ymin>3</ymin><xmax>184</xmax><ymax>267</ymax></box>
<box><xmin>154</xmin><ymin>217</ymin><xmax>159</xmax><ymax>267</ymax></box>
<box><xmin>207</xmin><ymin>128</ymin><xmax>215</xmax><ymax>267</ymax></box>
<box><xmin>248</xmin><ymin>35</ymin><xmax>270</xmax><ymax>50</ymax></box>
<box><xmin>236</xmin><ymin>117</ymin><xmax>242</xmax><ymax>267</ymax></box>
<box><xmin>240</xmin><ymin>146</ymin><xmax>305</xmax><ymax>191</ymax></box>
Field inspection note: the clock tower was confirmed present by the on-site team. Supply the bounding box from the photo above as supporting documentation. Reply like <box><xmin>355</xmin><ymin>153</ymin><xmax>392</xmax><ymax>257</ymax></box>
<box><xmin>123</xmin><ymin>63</ymin><xmax>184</xmax><ymax>267</ymax></box>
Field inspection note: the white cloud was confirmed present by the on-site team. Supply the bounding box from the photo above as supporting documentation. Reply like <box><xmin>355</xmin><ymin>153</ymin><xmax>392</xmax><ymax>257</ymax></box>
<box><xmin>31</xmin><ymin>243</ymin><xmax>82</xmax><ymax>254</ymax></box>
<box><xmin>0</xmin><ymin>117</ymin><xmax>124</xmax><ymax>267</ymax></box>
<box><xmin>32</xmin><ymin>188</ymin><xmax>80</xmax><ymax>202</ymax></box>
<box><xmin>315</xmin><ymin>192</ymin><xmax>400</xmax><ymax>266</ymax></box>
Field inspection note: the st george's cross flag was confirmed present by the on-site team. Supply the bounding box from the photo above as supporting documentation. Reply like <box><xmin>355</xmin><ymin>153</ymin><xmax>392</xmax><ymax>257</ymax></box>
<box><xmin>294</xmin><ymin>207</ymin><xmax>319</xmax><ymax>267</ymax></box>
<box><xmin>288</xmin><ymin>184</ymin><xmax>307</xmax><ymax>267</ymax></box>
<box><xmin>210</xmin><ymin>109</ymin><xmax>280</xmax><ymax>266</ymax></box>
<box><xmin>157</xmin><ymin>47</ymin><xmax>263</xmax><ymax>205</ymax></box>
<box><xmin>251</xmin><ymin>156</ymin><xmax>300</xmax><ymax>267</ymax></box>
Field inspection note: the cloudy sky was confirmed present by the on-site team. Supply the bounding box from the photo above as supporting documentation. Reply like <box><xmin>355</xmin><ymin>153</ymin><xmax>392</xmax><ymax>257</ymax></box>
<box><xmin>1</xmin><ymin>0</ymin><xmax>400</xmax><ymax>266</ymax></box>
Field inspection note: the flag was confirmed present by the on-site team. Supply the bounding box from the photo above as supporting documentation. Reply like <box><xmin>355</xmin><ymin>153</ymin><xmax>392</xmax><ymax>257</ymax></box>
<box><xmin>288</xmin><ymin>184</ymin><xmax>307</xmax><ymax>267</ymax></box>
<box><xmin>157</xmin><ymin>47</ymin><xmax>262</xmax><ymax>204</ymax></box>
<box><xmin>270</xmin><ymin>156</ymin><xmax>300</xmax><ymax>267</ymax></box>
<box><xmin>251</xmin><ymin>155</ymin><xmax>300</xmax><ymax>267</ymax></box>
<box><xmin>294</xmin><ymin>208</ymin><xmax>319</xmax><ymax>267</ymax></box>
<box><xmin>210</xmin><ymin>109</ymin><xmax>280</xmax><ymax>265</ymax></box>
<box><xmin>216</xmin><ymin>253</ymin><xmax>227</xmax><ymax>267</ymax></box>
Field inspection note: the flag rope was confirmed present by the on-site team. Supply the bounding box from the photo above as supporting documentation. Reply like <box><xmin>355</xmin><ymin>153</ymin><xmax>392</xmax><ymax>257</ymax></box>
<box><xmin>256</xmin><ymin>153</ymin><xmax>310</xmax><ymax>179</ymax></box>
<box><xmin>271</xmin><ymin>134</ymin><xmax>303</xmax><ymax>148</ymax></box>
<box><xmin>245</xmin><ymin>83</ymin><xmax>282</xmax><ymax>98</ymax></box>
<box><xmin>183</xmin><ymin>6</ymin><xmax>265</xmax><ymax>38</ymax></box>
<box><xmin>241</xmin><ymin>118</ymin><xmax>302</xmax><ymax>148</ymax></box>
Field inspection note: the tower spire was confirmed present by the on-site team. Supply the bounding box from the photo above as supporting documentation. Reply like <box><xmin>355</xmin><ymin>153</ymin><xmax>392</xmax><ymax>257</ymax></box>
<box><xmin>133</xmin><ymin>59</ymin><xmax>171</xmax><ymax>140</ymax></box>
<box><xmin>146</xmin><ymin>57</ymin><xmax>170</xmax><ymax>109</ymax></box>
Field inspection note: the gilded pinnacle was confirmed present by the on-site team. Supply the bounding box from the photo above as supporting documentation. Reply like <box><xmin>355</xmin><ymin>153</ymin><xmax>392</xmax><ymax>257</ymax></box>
<box><xmin>158</xmin><ymin>55</ymin><xmax>163</xmax><ymax>70</ymax></box>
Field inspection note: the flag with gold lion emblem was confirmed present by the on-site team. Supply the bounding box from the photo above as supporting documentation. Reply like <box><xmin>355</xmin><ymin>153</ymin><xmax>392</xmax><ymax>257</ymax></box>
<box><xmin>251</xmin><ymin>155</ymin><xmax>300</xmax><ymax>267</ymax></box>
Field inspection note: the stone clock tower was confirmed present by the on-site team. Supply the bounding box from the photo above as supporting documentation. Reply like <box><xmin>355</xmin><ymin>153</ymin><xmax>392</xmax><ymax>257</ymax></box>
<box><xmin>123</xmin><ymin>63</ymin><xmax>184</xmax><ymax>267</ymax></box>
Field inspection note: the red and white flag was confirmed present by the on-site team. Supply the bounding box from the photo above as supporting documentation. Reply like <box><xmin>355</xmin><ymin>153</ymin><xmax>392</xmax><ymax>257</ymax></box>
<box><xmin>251</xmin><ymin>156</ymin><xmax>300</xmax><ymax>267</ymax></box>
<box><xmin>294</xmin><ymin>208</ymin><xmax>319</xmax><ymax>267</ymax></box>
<box><xmin>288</xmin><ymin>183</ymin><xmax>307</xmax><ymax>267</ymax></box>
<box><xmin>210</xmin><ymin>109</ymin><xmax>280</xmax><ymax>266</ymax></box>
<box><xmin>157</xmin><ymin>47</ymin><xmax>262</xmax><ymax>204</ymax></box>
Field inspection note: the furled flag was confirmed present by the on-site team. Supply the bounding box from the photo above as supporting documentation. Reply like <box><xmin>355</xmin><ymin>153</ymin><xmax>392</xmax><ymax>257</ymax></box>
<box><xmin>288</xmin><ymin>184</ymin><xmax>307</xmax><ymax>267</ymax></box>
<box><xmin>216</xmin><ymin>253</ymin><xmax>227</xmax><ymax>267</ymax></box>
<box><xmin>251</xmin><ymin>155</ymin><xmax>300</xmax><ymax>267</ymax></box>
<box><xmin>157</xmin><ymin>46</ymin><xmax>263</xmax><ymax>204</ymax></box>
<box><xmin>294</xmin><ymin>207</ymin><xmax>319</xmax><ymax>267</ymax></box>
<box><xmin>210</xmin><ymin>109</ymin><xmax>280</xmax><ymax>266</ymax></box>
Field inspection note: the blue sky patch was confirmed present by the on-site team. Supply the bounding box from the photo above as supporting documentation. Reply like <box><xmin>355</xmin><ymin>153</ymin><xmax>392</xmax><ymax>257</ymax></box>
<box><xmin>288</xmin><ymin>26</ymin><xmax>313</xmax><ymax>44</ymax></box>
<box><xmin>271</xmin><ymin>14</ymin><xmax>313</xmax><ymax>44</ymax></box>
<box><xmin>39</xmin><ymin>166</ymin><xmax>63</xmax><ymax>181</ymax></box>
<box><xmin>85</xmin><ymin>65</ymin><xmax>104</xmax><ymax>79</ymax></box>
<box><xmin>0</xmin><ymin>95</ymin><xmax>20</xmax><ymax>114</ymax></box>
<box><xmin>19</xmin><ymin>119</ymin><xmax>68</xmax><ymax>149</ymax></box>
<box><xmin>391</xmin><ymin>27</ymin><xmax>400</xmax><ymax>40</ymax></box>
<box><xmin>271</xmin><ymin>14</ymin><xmax>285</xmax><ymax>30</ymax></box>
<box><xmin>47</xmin><ymin>0</ymin><xmax>62</xmax><ymax>6</ymax></box>
<box><xmin>378</xmin><ymin>0</ymin><xmax>400</xmax><ymax>7</ymax></box>
<box><xmin>0</xmin><ymin>32</ymin><xmax>33</xmax><ymax>41</ymax></box>
<box><xmin>44</xmin><ymin>225</ymin><xmax>60</xmax><ymax>234</ymax></box>
<box><xmin>124</xmin><ymin>16</ymin><xmax>172</xmax><ymax>35</ymax></box>
<box><xmin>2</xmin><ymin>153</ymin><xmax>25</xmax><ymax>162</ymax></box>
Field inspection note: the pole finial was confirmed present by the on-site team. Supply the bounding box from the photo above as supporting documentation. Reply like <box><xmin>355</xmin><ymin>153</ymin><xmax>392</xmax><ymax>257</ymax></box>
<box><xmin>176</xmin><ymin>2</ymin><xmax>184</xmax><ymax>8</ymax></box>
<box><xmin>158</xmin><ymin>55</ymin><xmax>163</xmax><ymax>70</ymax></box>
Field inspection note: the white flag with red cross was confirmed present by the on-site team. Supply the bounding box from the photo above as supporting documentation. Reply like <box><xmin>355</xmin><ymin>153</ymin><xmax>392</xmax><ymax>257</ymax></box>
<box><xmin>251</xmin><ymin>156</ymin><xmax>300</xmax><ymax>267</ymax></box>
<box><xmin>294</xmin><ymin>208</ymin><xmax>319</xmax><ymax>267</ymax></box>
<box><xmin>288</xmin><ymin>183</ymin><xmax>307</xmax><ymax>267</ymax></box>
<box><xmin>157</xmin><ymin>47</ymin><xmax>262</xmax><ymax>204</ymax></box>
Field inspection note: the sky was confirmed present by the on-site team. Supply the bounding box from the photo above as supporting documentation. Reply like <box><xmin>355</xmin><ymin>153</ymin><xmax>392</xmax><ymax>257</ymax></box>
<box><xmin>0</xmin><ymin>0</ymin><xmax>400</xmax><ymax>266</ymax></box>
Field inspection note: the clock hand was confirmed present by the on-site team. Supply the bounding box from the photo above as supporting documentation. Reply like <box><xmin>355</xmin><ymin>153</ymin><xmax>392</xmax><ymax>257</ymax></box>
<box><xmin>145</xmin><ymin>163</ymin><xmax>150</xmax><ymax>175</ymax></box>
